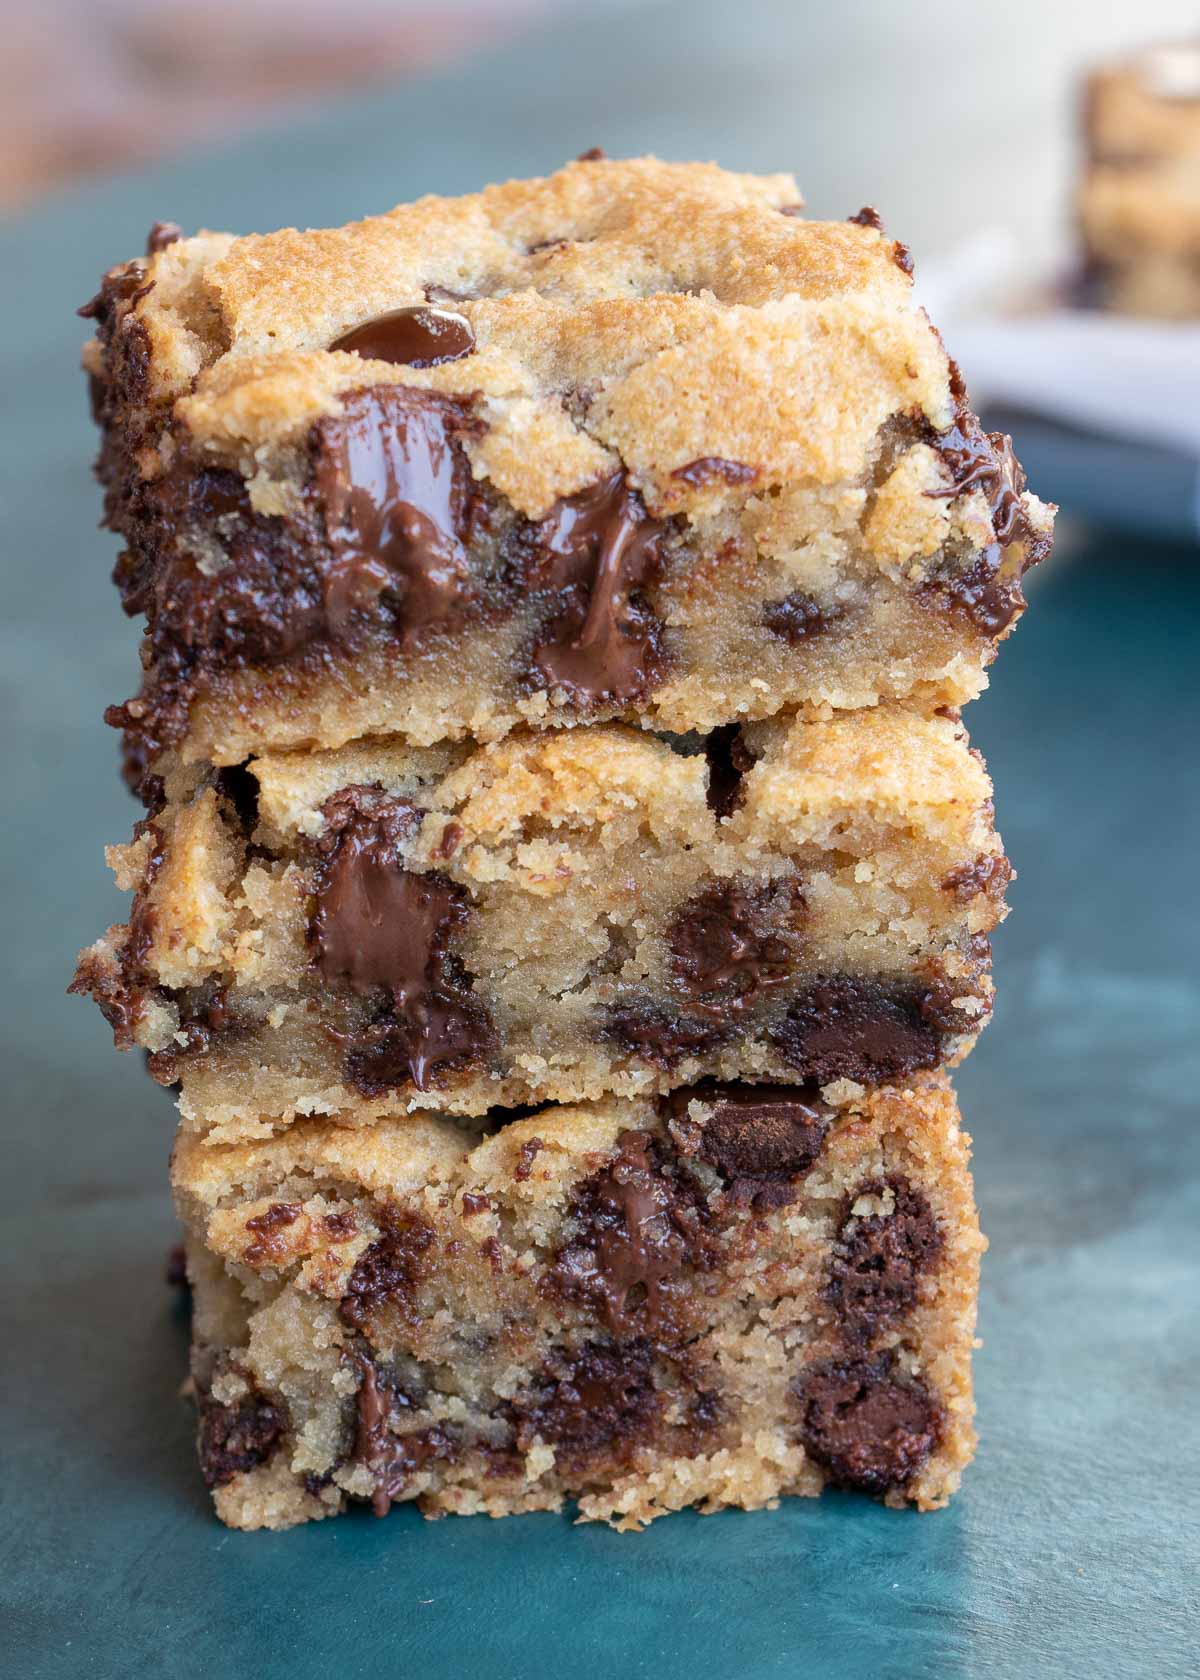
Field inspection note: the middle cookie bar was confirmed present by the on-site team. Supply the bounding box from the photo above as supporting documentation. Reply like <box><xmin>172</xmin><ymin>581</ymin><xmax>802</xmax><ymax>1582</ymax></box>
<box><xmin>76</xmin><ymin>709</ymin><xmax>1008</xmax><ymax>1143</ymax></box>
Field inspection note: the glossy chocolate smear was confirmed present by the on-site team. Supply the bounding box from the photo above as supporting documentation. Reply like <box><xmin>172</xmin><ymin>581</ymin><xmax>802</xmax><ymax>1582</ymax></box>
<box><xmin>668</xmin><ymin>878</ymin><xmax>803</xmax><ymax>1011</ymax></box>
<box><xmin>665</xmin><ymin>1080</ymin><xmax>831</xmax><ymax>1208</ymax></box>
<box><xmin>351</xmin><ymin>1351</ymin><xmax>455</xmax><ymax>1518</ymax></box>
<box><xmin>330</xmin><ymin>306</ymin><xmax>475</xmax><ymax>369</ymax></box>
<box><xmin>796</xmin><ymin>1354</ymin><xmax>943</xmax><ymax>1496</ymax></box>
<box><xmin>312</xmin><ymin>785</ymin><xmax>490</xmax><ymax>1091</ymax></box>
<box><xmin>703</xmin><ymin>724</ymin><xmax>755</xmax><ymax>819</ymax></box>
<box><xmin>925</xmin><ymin>400</ymin><xmax>1031</xmax><ymax>548</ymax></box>
<box><xmin>527</xmin><ymin>471</ymin><xmax>667</xmax><ymax>704</ymax></box>
<box><xmin>313</xmin><ymin>385</ymin><xmax>477</xmax><ymax>640</ymax></box>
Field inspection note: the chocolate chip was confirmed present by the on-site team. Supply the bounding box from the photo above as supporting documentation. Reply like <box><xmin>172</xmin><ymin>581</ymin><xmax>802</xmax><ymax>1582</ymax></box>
<box><xmin>242</xmin><ymin>1201</ymin><xmax>302</xmax><ymax>1266</ymax></box>
<box><xmin>668</xmin><ymin>878</ymin><xmax>803</xmax><ymax>1013</ymax></box>
<box><xmin>311</xmin><ymin>785</ymin><xmax>491</xmax><ymax>1093</ymax></box>
<box><xmin>525</xmin><ymin>471</ymin><xmax>667</xmax><ymax>706</ymax></box>
<box><xmin>514</xmin><ymin>1138</ymin><xmax>546</xmax><ymax>1182</ymax></box>
<box><xmin>795</xmin><ymin>1355</ymin><xmax>944</xmax><ymax>1496</ymax></box>
<box><xmin>460</xmin><ymin>1193</ymin><xmax>491</xmax><ymax>1218</ymax></box>
<box><xmin>146</xmin><ymin>220</ymin><xmax>183</xmax><ymax>255</ymax></box>
<box><xmin>339</xmin><ymin>1209</ymin><xmax>435</xmax><ymax>1331</ymax></box>
<box><xmin>762</xmin><ymin>592</ymin><xmax>844</xmax><ymax>642</ymax></box>
<box><xmin>330</xmin><ymin>306</ymin><xmax>475</xmax><ymax>369</ymax></box>
<box><xmin>941</xmin><ymin>853</ymin><xmax>1012</xmax><ymax>903</ymax></box>
<box><xmin>826</xmin><ymin>1176</ymin><xmax>943</xmax><ymax>1339</ymax></box>
<box><xmin>198</xmin><ymin>1379</ymin><xmax>288</xmax><ymax>1488</ymax></box>
<box><xmin>848</xmin><ymin>206</ymin><xmax>885</xmax><ymax>232</ymax></box>
<box><xmin>703</xmin><ymin>724</ymin><xmax>756</xmax><ymax>819</ymax></box>
<box><xmin>576</xmin><ymin>147</ymin><xmax>607</xmax><ymax>161</ymax></box>
<box><xmin>506</xmin><ymin>1339</ymin><xmax>661</xmax><ymax>1464</ymax></box>
<box><xmin>351</xmin><ymin>1351</ymin><xmax>455</xmax><ymax>1517</ymax></box>
<box><xmin>314</xmin><ymin>385</ymin><xmax>483</xmax><ymax>641</ymax></box>
<box><xmin>670</xmin><ymin>457</ymin><xmax>760</xmax><ymax>488</ymax></box>
<box><xmin>665</xmin><ymin>1080</ymin><xmax>831</xmax><ymax>1208</ymax></box>
<box><xmin>921</xmin><ymin>545</ymin><xmax>1030</xmax><ymax>638</ymax></box>
<box><xmin>78</xmin><ymin>262</ymin><xmax>152</xmax><ymax>324</ymax></box>
<box><xmin>768</xmin><ymin>975</ymin><xmax>948</xmax><ymax>1085</ymax></box>
<box><xmin>603</xmin><ymin>1000</ymin><xmax>733</xmax><ymax>1069</ymax></box>
<box><xmin>547</xmin><ymin>1130</ymin><xmax>717</xmax><ymax>1338</ymax></box>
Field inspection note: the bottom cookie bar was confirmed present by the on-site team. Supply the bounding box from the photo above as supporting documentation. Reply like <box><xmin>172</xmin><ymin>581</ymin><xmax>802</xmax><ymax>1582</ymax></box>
<box><xmin>173</xmin><ymin>1073</ymin><xmax>983</xmax><ymax>1531</ymax></box>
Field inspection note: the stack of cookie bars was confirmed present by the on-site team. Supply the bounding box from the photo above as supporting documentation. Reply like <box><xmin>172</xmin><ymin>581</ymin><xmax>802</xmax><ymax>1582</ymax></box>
<box><xmin>1079</xmin><ymin>39</ymin><xmax>1200</xmax><ymax>319</ymax></box>
<box><xmin>74</xmin><ymin>158</ymin><xmax>1052</xmax><ymax>1531</ymax></box>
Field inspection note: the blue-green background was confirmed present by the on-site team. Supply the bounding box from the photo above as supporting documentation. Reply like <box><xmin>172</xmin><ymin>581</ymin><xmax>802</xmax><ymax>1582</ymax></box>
<box><xmin>2</xmin><ymin>3</ymin><xmax>1197</xmax><ymax>1674</ymax></box>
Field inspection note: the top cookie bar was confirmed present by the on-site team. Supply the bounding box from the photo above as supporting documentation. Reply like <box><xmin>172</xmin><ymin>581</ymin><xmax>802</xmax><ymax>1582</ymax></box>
<box><xmin>82</xmin><ymin>156</ymin><xmax>1052</xmax><ymax>789</ymax></box>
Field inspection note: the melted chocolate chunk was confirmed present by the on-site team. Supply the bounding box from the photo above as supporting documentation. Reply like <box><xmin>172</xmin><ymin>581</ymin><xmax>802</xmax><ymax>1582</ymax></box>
<box><xmin>762</xmin><ymin>591</ymin><xmax>844</xmax><ymax>642</ymax></box>
<box><xmin>925</xmin><ymin>399</ymin><xmax>1031</xmax><ymax>548</ymax></box>
<box><xmin>826</xmin><ymin>1176</ymin><xmax>943</xmax><ymax>1339</ymax></box>
<box><xmin>941</xmin><ymin>853</ymin><xmax>1012</xmax><ymax>903</ymax></box>
<box><xmin>330</xmin><ymin>306</ymin><xmax>475</xmax><ymax>369</ymax></box>
<box><xmin>703</xmin><ymin>724</ymin><xmax>755</xmax><ymax>819</ymax></box>
<box><xmin>547</xmin><ymin>1130</ymin><xmax>717</xmax><ymax>1338</ymax></box>
<box><xmin>242</xmin><ymin>1202</ymin><xmax>302</xmax><ymax>1266</ymax></box>
<box><xmin>339</xmin><ymin>1208</ymin><xmax>434</xmax><ymax>1331</ymax></box>
<box><xmin>146</xmin><ymin>220</ymin><xmax>183</xmax><ymax>255</ymax></box>
<box><xmin>670</xmin><ymin>457</ymin><xmax>760</xmax><ymax>488</ymax></box>
<box><xmin>314</xmin><ymin>386</ymin><xmax>482</xmax><ymax>640</ymax></box>
<box><xmin>668</xmin><ymin>878</ymin><xmax>803</xmax><ymax>1013</ymax></box>
<box><xmin>796</xmin><ymin>1355</ymin><xmax>944</xmax><ymax>1496</ymax></box>
<box><xmin>507</xmin><ymin>1339</ymin><xmax>662</xmax><ymax>1465</ymax></box>
<box><xmin>768</xmin><ymin>975</ymin><xmax>949</xmax><ymax>1085</ymax></box>
<box><xmin>603</xmin><ymin>1000</ymin><xmax>733</xmax><ymax>1069</ymax></box>
<box><xmin>922</xmin><ymin>545</ymin><xmax>1029</xmax><ymax>637</ymax></box>
<box><xmin>665</xmin><ymin>1080</ymin><xmax>831</xmax><ymax>1209</ymax></box>
<box><xmin>526</xmin><ymin>471</ymin><xmax>667</xmax><ymax>705</ymax></box>
<box><xmin>198</xmin><ymin>1379</ymin><xmax>288</xmax><ymax>1489</ymax></box>
<box><xmin>514</xmin><ymin>1137</ymin><xmax>546</xmax><ymax>1182</ymax></box>
<box><xmin>78</xmin><ymin>262</ymin><xmax>152</xmax><ymax>324</ymax></box>
<box><xmin>352</xmin><ymin>1352</ymin><xmax>455</xmax><ymax>1517</ymax></box>
<box><xmin>311</xmin><ymin>785</ymin><xmax>491</xmax><ymax>1092</ymax></box>
<box><xmin>576</xmin><ymin>146</ymin><xmax>607</xmax><ymax>161</ymax></box>
<box><xmin>848</xmin><ymin>206</ymin><xmax>885</xmax><ymax>232</ymax></box>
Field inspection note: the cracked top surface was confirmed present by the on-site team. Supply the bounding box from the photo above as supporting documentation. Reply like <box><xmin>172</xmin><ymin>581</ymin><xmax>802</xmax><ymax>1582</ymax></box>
<box><xmin>85</xmin><ymin>155</ymin><xmax>959</xmax><ymax>522</ymax></box>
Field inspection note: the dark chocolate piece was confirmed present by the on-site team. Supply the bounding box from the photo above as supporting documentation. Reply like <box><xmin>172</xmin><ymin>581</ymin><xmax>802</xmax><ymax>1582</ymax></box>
<box><xmin>314</xmin><ymin>386</ymin><xmax>480</xmax><ymax>639</ymax></box>
<box><xmin>665</xmin><ymin>1080</ymin><xmax>831</xmax><ymax>1208</ymax></box>
<box><xmin>670</xmin><ymin>457</ymin><xmax>760</xmax><ymax>488</ymax></box>
<box><xmin>768</xmin><ymin>975</ymin><xmax>949</xmax><ymax>1085</ymax></box>
<box><xmin>311</xmin><ymin>785</ymin><xmax>491</xmax><ymax>1092</ymax></box>
<box><xmin>527</xmin><ymin>471</ymin><xmax>667</xmax><ymax>705</ymax></box>
<box><xmin>941</xmin><ymin>853</ymin><xmax>1012</xmax><ymax>903</ymax></box>
<box><xmin>795</xmin><ymin>1355</ymin><xmax>943</xmax><ymax>1496</ymax></box>
<box><xmin>668</xmin><ymin>878</ymin><xmax>803</xmax><ymax>1012</ymax></box>
<box><xmin>330</xmin><ymin>306</ymin><xmax>475</xmax><ymax>369</ymax></box>
<box><xmin>352</xmin><ymin>1352</ymin><xmax>455</xmax><ymax>1517</ymax></box>
<box><xmin>547</xmin><ymin>1130</ymin><xmax>716</xmax><ymax>1339</ymax></box>
<box><xmin>505</xmin><ymin>1339</ymin><xmax>661</xmax><ymax>1465</ymax></box>
<box><xmin>762</xmin><ymin>591</ymin><xmax>844</xmax><ymax>642</ymax></box>
<box><xmin>826</xmin><ymin>1176</ymin><xmax>943</xmax><ymax>1340</ymax></box>
<box><xmin>603</xmin><ymin>1000</ymin><xmax>732</xmax><ymax>1069</ymax></box>
<box><xmin>339</xmin><ymin>1208</ymin><xmax>435</xmax><ymax>1331</ymax></box>
<box><xmin>242</xmin><ymin>1202</ymin><xmax>302</xmax><ymax>1266</ymax></box>
<box><xmin>198</xmin><ymin>1379</ymin><xmax>288</xmax><ymax>1488</ymax></box>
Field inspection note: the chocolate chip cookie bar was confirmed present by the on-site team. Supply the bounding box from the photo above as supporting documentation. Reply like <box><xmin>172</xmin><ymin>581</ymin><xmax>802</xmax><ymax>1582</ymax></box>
<box><xmin>173</xmin><ymin>1071</ymin><xmax>982</xmax><ymax>1530</ymax></box>
<box><xmin>81</xmin><ymin>158</ymin><xmax>1051</xmax><ymax>793</ymax></box>
<box><xmin>74</xmin><ymin>710</ymin><xmax>1007</xmax><ymax>1141</ymax></box>
<box><xmin>1080</xmin><ymin>44</ymin><xmax>1200</xmax><ymax>317</ymax></box>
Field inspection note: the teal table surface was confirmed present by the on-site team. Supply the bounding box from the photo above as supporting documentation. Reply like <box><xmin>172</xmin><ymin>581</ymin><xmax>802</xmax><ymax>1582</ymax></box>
<box><xmin>2</xmin><ymin>4</ymin><xmax>1197</xmax><ymax>1675</ymax></box>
